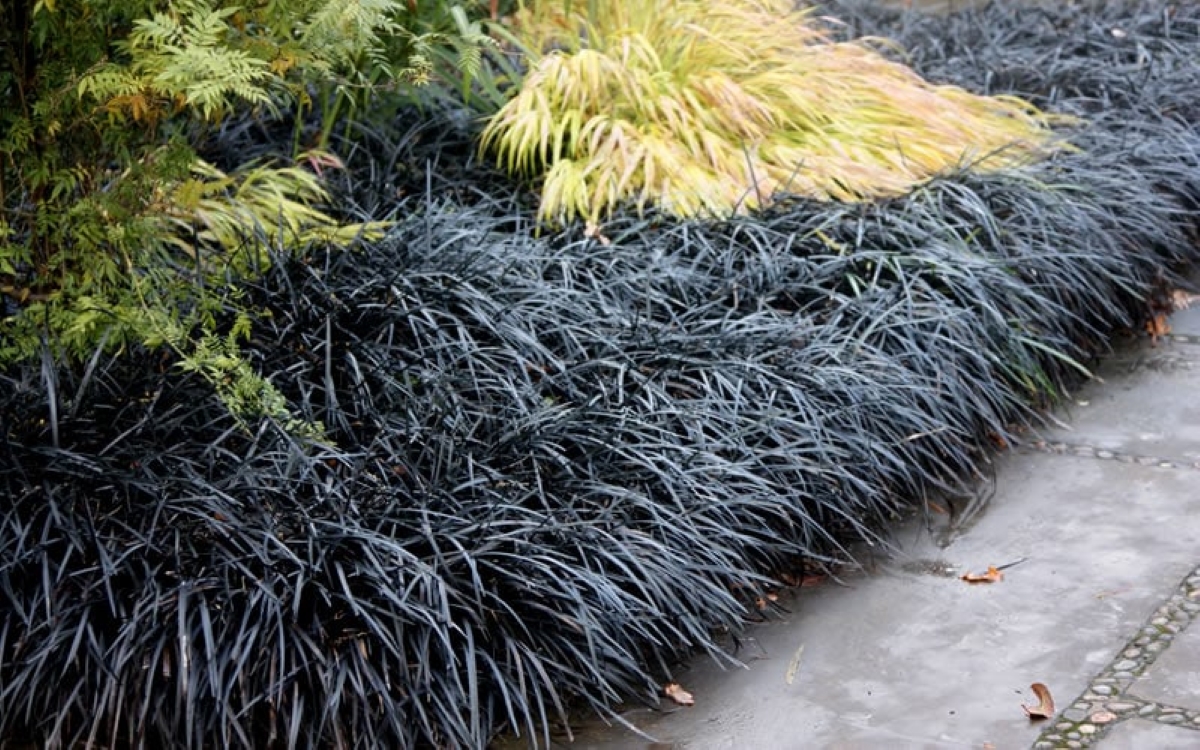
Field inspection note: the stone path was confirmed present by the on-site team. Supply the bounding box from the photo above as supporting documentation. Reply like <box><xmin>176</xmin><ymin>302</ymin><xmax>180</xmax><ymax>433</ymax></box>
<box><xmin>553</xmin><ymin>302</ymin><xmax>1200</xmax><ymax>750</ymax></box>
<box><xmin>1034</xmin><ymin>565</ymin><xmax>1200</xmax><ymax>748</ymax></box>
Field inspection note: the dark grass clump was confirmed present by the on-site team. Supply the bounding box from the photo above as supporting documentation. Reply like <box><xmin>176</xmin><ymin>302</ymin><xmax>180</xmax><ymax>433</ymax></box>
<box><xmin>4</xmin><ymin>1</ymin><xmax>1200</xmax><ymax>747</ymax></box>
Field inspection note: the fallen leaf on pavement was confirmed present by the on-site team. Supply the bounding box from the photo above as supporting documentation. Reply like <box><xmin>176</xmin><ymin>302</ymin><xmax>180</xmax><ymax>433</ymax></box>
<box><xmin>785</xmin><ymin>644</ymin><xmax>805</xmax><ymax>685</ymax></box>
<box><xmin>1022</xmin><ymin>682</ymin><xmax>1055</xmax><ymax>719</ymax></box>
<box><xmin>664</xmin><ymin>683</ymin><xmax>695</xmax><ymax>706</ymax></box>
<box><xmin>961</xmin><ymin>566</ymin><xmax>1004</xmax><ymax>584</ymax></box>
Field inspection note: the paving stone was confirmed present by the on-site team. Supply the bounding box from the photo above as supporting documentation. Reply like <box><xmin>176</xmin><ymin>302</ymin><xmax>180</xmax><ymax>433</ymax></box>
<box><xmin>1100</xmin><ymin>720</ymin><xmax>1200</xmax><ymax>749</ymax></box>
<box><xmin>1133</xmin><ymin>625</ymin><xmax>1200</xmax><ymax>711</ymax></box>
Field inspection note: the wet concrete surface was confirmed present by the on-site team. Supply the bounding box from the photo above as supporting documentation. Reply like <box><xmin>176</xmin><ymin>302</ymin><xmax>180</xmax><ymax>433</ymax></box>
<box><xmin>1134</xmin><ymin>626</ymin><xmax>1200</xmax><ymax>712</ymax></box>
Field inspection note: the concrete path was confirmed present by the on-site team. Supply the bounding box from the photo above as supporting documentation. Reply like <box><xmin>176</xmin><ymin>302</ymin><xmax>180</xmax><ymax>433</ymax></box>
<box><xmin>559</xmin><ymin>299</ymin><xmax>1200</xmax><ymax>749</ymax></box>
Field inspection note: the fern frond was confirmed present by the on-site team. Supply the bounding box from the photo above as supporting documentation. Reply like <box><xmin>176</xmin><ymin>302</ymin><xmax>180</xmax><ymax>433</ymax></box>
<box><xmin>300</xmin><ymin>0</ymin><xmax>404</xmax><ymax>67</ymax></box>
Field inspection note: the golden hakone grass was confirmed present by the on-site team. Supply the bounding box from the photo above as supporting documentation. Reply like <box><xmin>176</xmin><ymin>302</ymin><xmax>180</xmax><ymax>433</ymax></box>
<box><xmin>481</xmin><ymin>0</ymin><xmax>1070</xmax><ymax>224</ymax></box>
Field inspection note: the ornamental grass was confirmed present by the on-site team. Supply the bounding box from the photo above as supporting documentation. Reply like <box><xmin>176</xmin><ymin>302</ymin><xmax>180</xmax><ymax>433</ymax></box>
<box><xmin>3</xmin><ymin>1</ymin><xmax>1200</xmax><ymax>748</ymax></box>
<box><xmin>481</xmin><ymin>0</ymin><xmax>1065</xmax><ymax>224</ymax></box>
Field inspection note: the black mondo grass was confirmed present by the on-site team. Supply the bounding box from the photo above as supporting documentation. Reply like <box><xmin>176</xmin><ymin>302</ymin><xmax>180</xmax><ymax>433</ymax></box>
<box><xmin>4</xmin><ymin>1</ymin><xmax>1200</xmax><ymax>748</ymax></box>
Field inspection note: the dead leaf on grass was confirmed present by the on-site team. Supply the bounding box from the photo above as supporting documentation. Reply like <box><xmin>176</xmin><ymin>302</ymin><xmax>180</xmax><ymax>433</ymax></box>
<box><xmin>781</xmin><ymin>571</ymin><xmax>827</xmax><ymax>588</ymax></box>
<box><xmin>584</xmin><ymin>222</ymin><xmax>612</xmax><ymax>246</ymax></box>
<box><xmin>1171</xmin><ymin>289</ymin><xmax>1200</xmax><ymax>311</ymax></box>
<box><xmin>960</xmin><ymin>566</ymin><xmax>1004</xmax><ymax>584</ymax></box>
<box><xmin>664</xmin><ymin>682</ymin><xmax>695</xmax><ymax>706</ymax></box>
<box><xmin>1022</xmin><ymin>682</ymin><xmax>1055</xmax><ymax>719</ymax></box>
<box><xmin>1146</xmin><ymin>313</ymin><xmax>1171</xmax><ymax>343</ymax></box>
<box><xmin>755</xmin><ymin>591</ymin><xmax>780</xmax><ymax>610</ymax></box>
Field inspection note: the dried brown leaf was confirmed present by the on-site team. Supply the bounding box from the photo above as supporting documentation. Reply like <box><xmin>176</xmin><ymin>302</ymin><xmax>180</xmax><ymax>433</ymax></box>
<box><xmin>961</xmin><ymin>566</ymin><xmax>1004</xmax><ymax>584</ymax></box>
<box><xmin>785</xmin><ymin>644</ymin><xmax>805</xmax><ymax>686</ymax></box>
<box><xmin>1171</xmin><ymin>289</ymin><xmax>1200</xmax><ymax>311</ymax></box>
<box><xmin>1022</xmin><ymin>682</ymin><xmax>1055</xmax><ymax>719</ymax></box>
<box><xmin>584</xmin><ymin>221</ymin><xmax>612</xmax><ymax>246</ymax></box>
<box><xmin>1146</xmin><ymin>313</ymin><xmax>1171</xmax><ymax>342</ymax></box>
<box><xmin>755</xmin><ymin>591</ymin><xmax>780</xmax><ymax>610</ymax></box>
<box><xmin>664</xmin><ymin>682</ymin><xmax>695</xmax><ymax>706</ymax></box>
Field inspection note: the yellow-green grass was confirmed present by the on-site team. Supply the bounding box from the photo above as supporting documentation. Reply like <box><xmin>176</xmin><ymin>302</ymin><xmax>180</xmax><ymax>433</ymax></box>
<box><xmin>482</xmin><ymin>0</ymin><xmax>1069</xmax><ymax>225</ymax></box>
